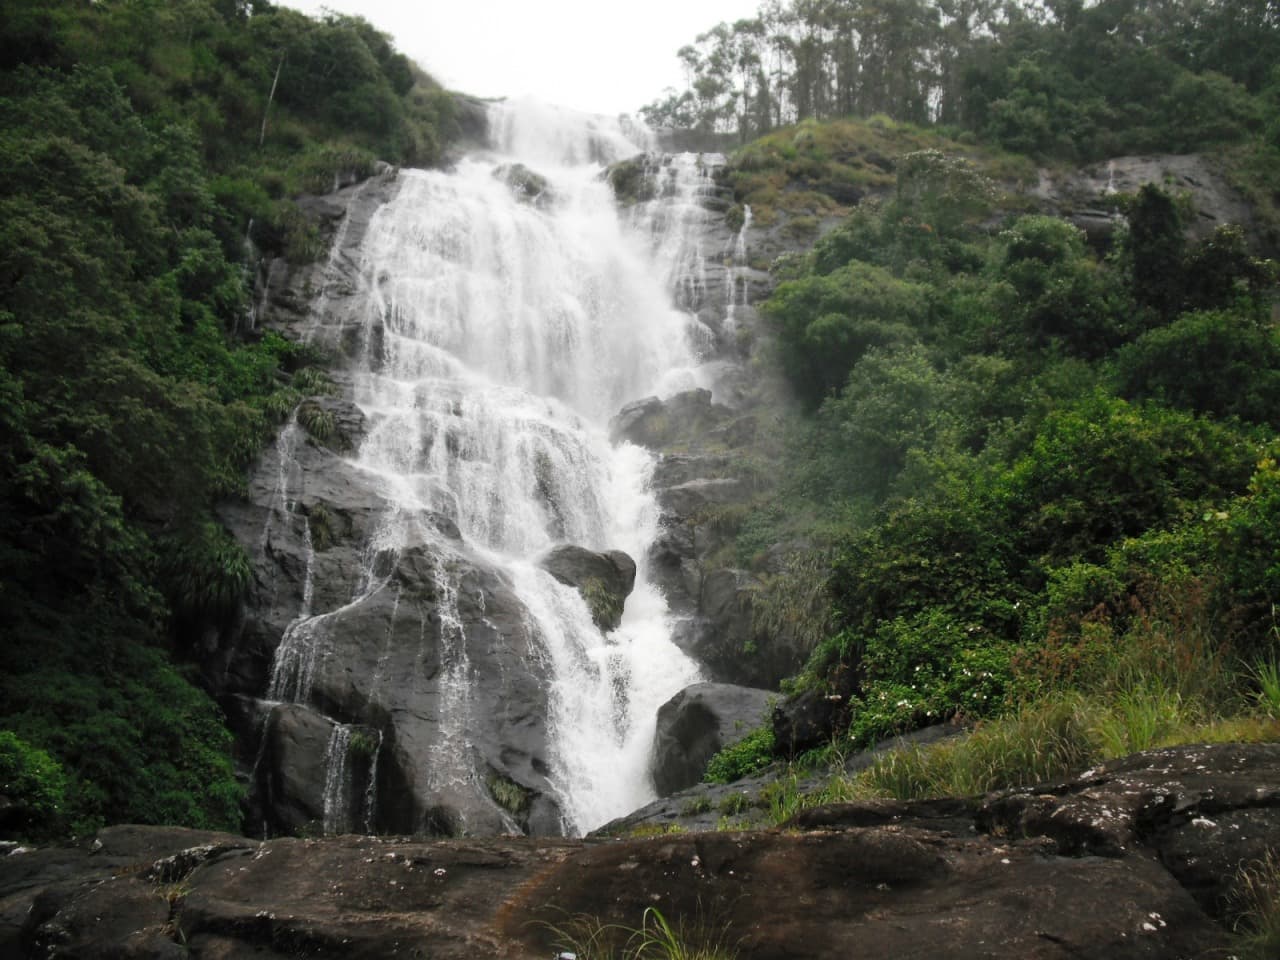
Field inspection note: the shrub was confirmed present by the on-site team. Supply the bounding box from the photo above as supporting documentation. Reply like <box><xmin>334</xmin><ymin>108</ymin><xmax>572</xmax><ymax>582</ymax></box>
<box><xmin>0</xmin><ymin>731</ymin><xmax>68</xmax><ymax>838</ymax></box>
<box><xmin>704</xmin><ymin>726</ymin><xmax>774</xmax><ymax>784</ymax></box>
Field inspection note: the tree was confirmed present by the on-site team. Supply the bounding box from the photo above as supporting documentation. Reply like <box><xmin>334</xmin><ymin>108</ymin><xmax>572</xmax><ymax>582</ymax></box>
<box><xmin>764</xmin><ymin>261</ymin><xmax>927</xmax><ymax>405</ymax></box>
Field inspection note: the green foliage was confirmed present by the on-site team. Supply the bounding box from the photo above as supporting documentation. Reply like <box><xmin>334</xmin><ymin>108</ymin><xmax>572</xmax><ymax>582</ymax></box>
<box><xmin>745</xmin><ymin>96</ymin><xmax>1280</xmax><ymax>761</ymax></box>
<box><xmin>747</xmin><ymin>550</ymin><xmax>833</xmax><ymax>663</ymax></box>
<box><xmin>847</xmin><ymin>612</ymin><xmax>1015</xmax><ymax>744</ymax></box>
<box><xmin>1251</xmin><ymin>659</ymin><xmax>1280</xmax><ymax>719</ymax></box>
<box><xmin>1115</xmin><ymin>309</ymin><xmax>1280</xmax><ymax>427</ymax></box>
<box><xmin>487</xmin><ymin>774</ymin><xmax>532</xmax><ymax>817</ymax></box>
<box><xmin>703</xmin><ymin>725</ymin><xmax>775</xmax><ymax>784</ymax></box>
<box><xmin>166</xmin><ymin>522</ymin><xmax>252</xmax><ymax>623</ymax></box>
<box><xmin>995</xmin><ymin>215</ymin><xmax>1130</xmax><ymax>356</ymax></box>
<box><xmin>606</xmin><ymin>157</ymin><xmax>656</xmax><ymax>206</ymax></box>
<box><xmin>860</xmin><ymin>697</ymin><xmax>1095</xmax><ymax>799</ymax></box>
<box><xmin>717</xmin><ymin>792</ymin><xmax>752</xmax><ymax>816</ymax></box>
<box><xmin>1002</xmin><ymin>392</ymin><xmax>1255</xmax><ymax>565</ymax></box>
<box><xmin>0</xmin><ymin>613</ymin><xmax>243</xmax><ymax>835</ymax></box>
<box><xmin>297</xmin><ymin>399</ymin><xmax>336</xmax><ymax>443</ymax></box>
<box><xmin>0</xmin><ymin>731</ymin><xmax>68</xmax><ymax>839</ymax></box>
<box><xmin>818</xmin><ymin>344</ymin><xmax>960</xmax><ymax>497</ymax></box>
<box><xmin>764</xmin><ymin>261</ymin><xmax>925</xmax><ymax>405</ymax></box>
<box><xmin>582</xmin><ymin>577</ymin><xmax>625</xmax><ymax>630</ymax></box>
<box><xmin>1089</xmin><ymin>680</ymin><xmax>1191</xmax><ymax>756</ymax></box>
<box><xmin>644</xmin><ymin>0</ymin><xmax>1272</xmax><ymax>164</ymax></box>
<box><xmin>1120</xmin><ymin>184</ymin><xmax>1187</xmax><ymax>321</ymax></box>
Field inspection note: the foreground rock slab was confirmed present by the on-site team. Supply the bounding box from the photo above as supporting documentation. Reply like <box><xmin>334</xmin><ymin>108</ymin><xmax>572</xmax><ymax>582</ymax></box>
<box><xmin>5</xmin><ymin>743</ymin><xmax>1277</xmax><ymax>959</ymax></box>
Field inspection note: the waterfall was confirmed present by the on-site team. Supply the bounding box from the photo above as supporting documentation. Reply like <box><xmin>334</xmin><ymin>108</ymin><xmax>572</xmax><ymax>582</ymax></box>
<box><xmin>258</xmin><ymin>100</ymin><xmax>721</xmax><ymax>836</ymax></box>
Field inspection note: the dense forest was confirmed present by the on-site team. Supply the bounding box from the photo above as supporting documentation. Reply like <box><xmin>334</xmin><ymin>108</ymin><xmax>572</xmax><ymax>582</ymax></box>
<box><xmin>0</xmin><ymin>0</ymin><xmax>459</xmax><ymax>838</ymax></box>
<box><xmin>642</xmin><ymin>0</ymin><xmax>1277</xmax><ymax>161</ymax></box>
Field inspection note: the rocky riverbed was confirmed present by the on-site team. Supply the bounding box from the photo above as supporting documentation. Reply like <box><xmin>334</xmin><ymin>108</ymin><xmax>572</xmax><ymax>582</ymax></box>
<box><xmin>3</xmin><ymin>742</ymin><xmax>1276</xmax><ymax>958</ymax></box>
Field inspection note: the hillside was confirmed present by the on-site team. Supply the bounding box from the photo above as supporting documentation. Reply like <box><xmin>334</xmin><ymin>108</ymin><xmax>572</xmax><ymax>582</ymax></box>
<box><xmin>0</xmin><ymin>0</ymin><xmax>460</xmax><ymax>839</ymax></box>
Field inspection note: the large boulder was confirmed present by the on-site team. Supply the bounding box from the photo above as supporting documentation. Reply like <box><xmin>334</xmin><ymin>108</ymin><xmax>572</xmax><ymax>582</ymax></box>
<box><xmin>214</xmin><ymin>415</ymin><xmax>567</xmax><ymax>837</ymax></box>
<box><xmin>537</xmin><ymin>545</ymin><xmax>637</xmax><ymax>631</ymax></box>
<box><xmin>650</xmin><ymin>683</ymin><xmax>774</xmax><ymax>796</ymax></box>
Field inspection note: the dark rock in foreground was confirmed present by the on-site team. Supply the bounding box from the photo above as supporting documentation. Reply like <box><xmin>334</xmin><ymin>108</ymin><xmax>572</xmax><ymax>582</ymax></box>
<box><xmin>4</xmin><ymin>743</ymin><xmax>1276</xmax><ymax>959</ymax></box>
<box><xmin>650</xmin><ymin>683</ymin><xmax>774</xmax><ymax>796</ymax></box>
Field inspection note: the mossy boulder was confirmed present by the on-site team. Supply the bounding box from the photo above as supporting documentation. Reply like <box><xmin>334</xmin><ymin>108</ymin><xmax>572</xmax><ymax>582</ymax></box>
<box><xmin>538</xmin><ymin>545</ymin><xmax>637</xmax><ymax>631</ymax></box>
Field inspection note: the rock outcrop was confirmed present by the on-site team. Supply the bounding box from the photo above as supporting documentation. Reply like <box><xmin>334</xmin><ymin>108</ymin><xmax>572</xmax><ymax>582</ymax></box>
<box><xmin>4</xmin><ymin>743</ymin><xmax>1274</xmax><ymax>959</ymax></box>
<box><xmin>649</xmin><ymin>683</ymin><xmax>774</xmax><ymax>796</ymax></box>
<box><xmin>616</xmin><ymin>387</ymin><xmax>813</xmax><ymax>691</ymax></box>
<box><xmin>537</xmin><ymin>545</ymin><xmax>637</xmax><ymax>631</ymax></box>
<box><xmin>1031</xmin><ymin>153</ymin><xmax>1256</xmax><ymax>246</ymax></box>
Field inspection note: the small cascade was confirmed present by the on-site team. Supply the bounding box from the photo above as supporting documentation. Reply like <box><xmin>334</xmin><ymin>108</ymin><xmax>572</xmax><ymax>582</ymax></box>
<box><xmin>239</xmin><ymin>217</ymin><xmax>257</xmax><ymax>333</ymax></box>
<box><xmin>421</xmin><ymin>550</ymin><xmax>480</xmax><ymax>820</ymax></box>
<box><xmin>628</xmin><ymin>154</ymin><xmax>724</xmax><ymax>316</ymax></box>
<box><xmin>724</xmin><ymin>203</ymin><xmax>753</xmax><ymax>338</ymax></box>
<box><xmin>319</xmin><ymin>723</ymin><xmax>382</xmax><ymax>836</ymax></box>
<box><xmin>304</xmin><ymin>176</ymin><xmax>378</xmax><ymax>345</ymax></box>
<box><xmin>1104</xmin><ymin>160</ymin><xmax>1117</xmax><ymax>195</ymax></box>
<box><xmin>361</xmin><ymin>728</ymin><xmax>384</xmax><ymax>834</ymax></box>
<box><xmin>321</xmin><ymin>724</ymin><xmax>354</xmax><ymax>834</ymax></box>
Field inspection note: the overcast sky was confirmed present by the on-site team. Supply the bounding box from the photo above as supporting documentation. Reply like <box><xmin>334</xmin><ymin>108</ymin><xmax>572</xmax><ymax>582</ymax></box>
<box><xmin>282</xmin><ymin>0</ymin><xmax>760</xmax><ymax>116</ymax></box>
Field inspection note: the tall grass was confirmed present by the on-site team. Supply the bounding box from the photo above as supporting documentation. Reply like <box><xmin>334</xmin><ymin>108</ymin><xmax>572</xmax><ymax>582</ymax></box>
<box><xmin>857</xmin><ymin>695</ymin><xmax>1095</xmax><ymax>800</ymax></box>
<box><xmin>1250</xmin><ymin>658</ymin><xmax>1280</xmax><ymax>718</ymax></box>
<box><xmin>799</xmin><ymin>590</ymin><xmax>1277</xmax><ymax>812</ymax></box>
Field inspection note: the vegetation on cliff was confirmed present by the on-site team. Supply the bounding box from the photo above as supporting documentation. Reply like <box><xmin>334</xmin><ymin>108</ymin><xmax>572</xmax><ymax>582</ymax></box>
<box><xmin>705</xmin><ymin>139</ymin><xmax>1280</xmax><ymax>778</ymax></box>
<box><xmin>0</xmin><ymin>0</ymin><xmax>457</xmax><ymax>838</ymax></box>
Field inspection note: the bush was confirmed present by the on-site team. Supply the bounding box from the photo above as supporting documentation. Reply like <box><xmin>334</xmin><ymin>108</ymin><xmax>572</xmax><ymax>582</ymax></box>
<box><xmin>763</xmin><ymin>261</ymin><xmax>926</xmax><ymax>406</ymax></box>
<box><xmin>1116</xmin><ymin>309</ymin><xmax>1280</xmax><ymax>427</ymax></box>
<box><xmin>0</xmin><ymin>731</ymin><xmax>67</xmax><ymax>838</ymax></box>
<box><xmin>704</xmin><ymin>725</ymin><xmax>775</xmax><ymax>784</ymax></box>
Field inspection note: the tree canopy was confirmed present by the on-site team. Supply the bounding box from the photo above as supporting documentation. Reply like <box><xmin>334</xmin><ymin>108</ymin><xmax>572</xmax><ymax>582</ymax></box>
<box><xmin>643</xmin><ymin>0</ymin><xmax>1274</xmax><ymax>161</ymax></box>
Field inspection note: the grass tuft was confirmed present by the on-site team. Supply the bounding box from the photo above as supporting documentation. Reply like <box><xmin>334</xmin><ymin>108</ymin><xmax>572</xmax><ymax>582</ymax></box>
<box><xmin>537</xmin><ymin>906</ymin><xmax>737</xmax><ymax>960</ymax></box>
<box><xmin>1231</xmin><ymin>849</ymin><xmax>1280</xmax><ymax>960</ymax></box>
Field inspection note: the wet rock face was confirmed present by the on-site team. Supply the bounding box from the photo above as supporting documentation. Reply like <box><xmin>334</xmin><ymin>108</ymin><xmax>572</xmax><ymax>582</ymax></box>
<box><xmin>609</xmin><ymin>389</ymin><xmax>732</xmax><ymax>449</ymax></box>
<box><xmin>208</xmin><ymin>172</ymin><xmax>567</xmax><ymax>840</ymax></box>
<box><xmin>6</xmin><ymin>744</ymin><xmax>1275</xmax><ymax>959</ymax></box>
<box><xmin>650</xmin><ymin>683</ymin><xmax>774</xmax><ymax>796</ymax></box>
<box><xmin>1031</xmin><ymin>154</ymin><xmax>1257</xmax><ymax>247</ymax></box>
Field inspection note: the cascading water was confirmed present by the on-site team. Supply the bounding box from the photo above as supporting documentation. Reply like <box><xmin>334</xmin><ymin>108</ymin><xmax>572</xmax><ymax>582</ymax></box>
<box><xmin>725</xmin><ymin>204</ymin><xmax>753</xmax><ymax>338</ymax></box>
<box><xmin>255</xmin><ymin>99</ymin><xmax>726</xmax><ymax>836</ymax></box>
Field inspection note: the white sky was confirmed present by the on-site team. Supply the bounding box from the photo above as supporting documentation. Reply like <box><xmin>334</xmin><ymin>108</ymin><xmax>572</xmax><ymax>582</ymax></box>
<box><xmin>282</xmin><ymin>0</ymin><xmax>761</xmax><ymax>116</ymax></box>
